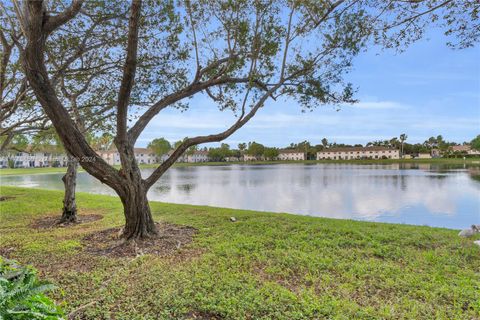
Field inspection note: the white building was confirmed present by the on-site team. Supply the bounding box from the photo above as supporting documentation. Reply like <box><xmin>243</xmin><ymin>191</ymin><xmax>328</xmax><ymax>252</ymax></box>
<box><xmin>134</xmin><ymin>148</ymin><xmax>158</xmax><ymax>164</ymax></box>
<box><xmin>0</xmin><ymin>146</ymin><xmax>69</xmax><ymax>168</ymax></box>
<box><xmin>278</xmin><ymin>150</ymin><xmax>306</xmax><ymax>161</ymax></box>
<box><xmin>10</xmin><ymin>151</ymin><xmax>30</xmax><ymax>168</ymax></box>
<box><xmin>187</xmin><ymin>150</ymin><xmax>209</xmax><ymax>163</ymax></box>
<box><xmin>317</xmin><ymin>147</ymin><xmax>400</xmax><ymax>160</ymax></box>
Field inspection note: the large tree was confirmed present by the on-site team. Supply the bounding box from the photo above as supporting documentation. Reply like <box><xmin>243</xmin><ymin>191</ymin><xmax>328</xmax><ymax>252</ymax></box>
<box><xmin>13</xmin><ymin>0</ymin><xmax>478</xmax><ymax>239</ymax></box>
<box><xmin>2</xmin><ymin>1</ymin><xmax>127</xmax><ymax>223</ymax></box>
<box><xmin>0</xmin><ymin>22</ymin><xmax>47</xmax><ymax>151</ymax></box>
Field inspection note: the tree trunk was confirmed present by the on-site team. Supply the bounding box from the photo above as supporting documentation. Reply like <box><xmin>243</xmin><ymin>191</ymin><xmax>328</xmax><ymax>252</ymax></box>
<box><xmin>119</xmin><ymin>180</ymin><xmax>157</xmax><ymax>240</ymax></box>
<box><xmin>60</xmin><ymin>156</ymin><xmax>78</xmax><ymax>223</ymax></box>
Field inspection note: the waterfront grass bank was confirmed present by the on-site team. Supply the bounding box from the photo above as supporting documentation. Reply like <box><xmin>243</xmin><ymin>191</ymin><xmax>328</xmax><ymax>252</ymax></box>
<box><xmin>0</xmin><ymin>186</ymin><xmax>478</xmax><ymax>319</ymax></box>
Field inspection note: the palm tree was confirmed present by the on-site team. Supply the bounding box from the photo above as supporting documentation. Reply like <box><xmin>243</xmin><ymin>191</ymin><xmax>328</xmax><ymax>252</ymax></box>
<box><xmin>399</xmin><ymin>134</ymin><xmax>407</xmax><ymax>158</ymax></box>
<box><xmin>238</xmin><ymin>143</ymin><xmax>246</xmax><ymax>152</ymax></box>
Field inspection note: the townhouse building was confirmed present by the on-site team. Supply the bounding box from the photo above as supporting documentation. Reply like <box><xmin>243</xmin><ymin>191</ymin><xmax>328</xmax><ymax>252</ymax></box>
<box><xmin>317</xmin><ymin>146</ymin><xmax>400</xmax><ymax>160</ymax></box>
<box><xmin>98</xmin><ymin>147</ymin><xmax>158</xmax><ymax>165</ymax></box>
<box><xmin>187</xmin><ymin>150</ymin><xmax>209</xmax><ymax>163</ymax></box>
<box><xmin>244</xmin><ymin>154</ymin><xmax>264</xmax><ymax>161</ymax></box>
<box><xmin>278</xmin><ymin>150</ymin><xmax>306</xmax><ymax>161</ymax></box>
<box><xmin>0</xmin><ymin>146</ymin><xmax>68</xmax><ymax>168</ymax></box>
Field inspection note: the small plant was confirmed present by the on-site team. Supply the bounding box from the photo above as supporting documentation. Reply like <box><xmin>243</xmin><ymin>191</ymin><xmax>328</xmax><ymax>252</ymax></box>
<box><xmin>0</xmin><ymin>257</ymin><xmax>64</xmax><ymax>320</ymax></box>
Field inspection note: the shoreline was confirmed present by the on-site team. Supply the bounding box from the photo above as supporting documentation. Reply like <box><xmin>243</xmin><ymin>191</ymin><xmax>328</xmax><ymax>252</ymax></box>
<box><xmin>1</xmin><ymin>157</ymin><xmax>479</xmax><ymax>176</ymax></box>
<box><xmin>0</xmin><ymin>186</ymin><xmax>470</xmax><ymax>231</ymax></box>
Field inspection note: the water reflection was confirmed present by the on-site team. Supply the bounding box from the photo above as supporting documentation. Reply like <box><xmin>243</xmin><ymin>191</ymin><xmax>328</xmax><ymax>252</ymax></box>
<box><xmin>1</xmin><ymin>163</ymin><xmax>479</xmax><ymax>229</ymax></box>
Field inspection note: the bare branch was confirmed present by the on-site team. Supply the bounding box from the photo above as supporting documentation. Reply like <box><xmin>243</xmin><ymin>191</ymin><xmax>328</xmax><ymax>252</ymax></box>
<box><xmin>144</xmin><ymin>81</ymin><xmax>284</xmax><ymax>188</ymax></box>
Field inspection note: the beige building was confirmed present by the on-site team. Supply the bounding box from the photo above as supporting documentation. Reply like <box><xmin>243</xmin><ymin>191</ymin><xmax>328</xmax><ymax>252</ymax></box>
<box><xmin>97</xmin><ymin>149</ymin><xmax>121</xmax><ymax>166</ymax></box>
<box><xmin>98</xmin><ymin>147</ymin><xmax>158</xmax><ymax>165</ymax></box>
<box><xmin>278</xmin><ymin>150</ymin><xmax>306</xmax><ymax>161</ymax></box>
<box><xmin>417</xmin><ymin>153</ymin><xmax>432</xmax><ymax>159</ymax></box>
<box><xmin>450</xmin><ymin>145</ymin><xmax>480</xmax><ymax>155</ymax></box>
<box><xmin>317</xmin><ymin>146</ymin><xmax>400</xmax><ymax>160</ymax></box>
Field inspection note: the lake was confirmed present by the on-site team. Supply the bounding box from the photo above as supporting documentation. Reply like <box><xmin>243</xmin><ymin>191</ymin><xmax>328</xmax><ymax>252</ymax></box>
<box><xmin>1</xmin><ymin>163</ymin><xmax>479</xmax><ymax>229</ymax></box>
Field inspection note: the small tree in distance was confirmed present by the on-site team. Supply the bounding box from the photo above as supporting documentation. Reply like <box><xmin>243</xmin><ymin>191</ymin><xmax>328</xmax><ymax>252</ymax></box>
<box><xmin>247</xmin><ymin>142</ymin><xmax>265</xmax><ymax>160</ymax></box>
<box><xmin>148</xmin><ymin>138</ymin><xmax>171</xmax><ymax>159</ymax></box>
<box><xmin>13</xmin><ymin>0</ymin><xmax>478</xmax><ymax>239</ymax></box>
<box><xmin>264</xmin><ymin>147</ymin><xmax>279</xmax><ymax>161</ymax></box>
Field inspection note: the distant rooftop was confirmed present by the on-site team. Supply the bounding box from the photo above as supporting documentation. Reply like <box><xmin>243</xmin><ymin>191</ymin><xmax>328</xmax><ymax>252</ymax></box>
<box><xmin>450</xmin><ymin>145</ymin><xmax>471</xmax><ymax>152</ymax></box>
<box><xmin>279</xmin><ymin>149</ymin><xmax>305</xmax><ymax>154</ymax></box>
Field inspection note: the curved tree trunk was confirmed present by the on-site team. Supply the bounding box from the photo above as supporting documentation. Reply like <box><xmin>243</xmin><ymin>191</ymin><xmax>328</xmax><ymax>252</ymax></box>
<box><xmin>60</xmin><ymin>156</ymin><xmax>78</xmax><ymax>223</ymax></box>
<box><xmin>116</xmin><ymin>146</ymin><xmax>157</xmax><ymax>240</ymax></box>
<box><xmin>120</xmin><ymin>181</ymin><xmax>157</xmax><ymax>239</ymax></box>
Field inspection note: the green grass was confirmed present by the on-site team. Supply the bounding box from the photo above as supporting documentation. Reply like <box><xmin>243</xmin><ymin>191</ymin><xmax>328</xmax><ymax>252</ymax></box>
<box><xmin>1</xmin><ymin>157</ymin><xmax>479</xmax><ymax>176</ymax></box>
<box><xmin>0</xmin><ymin>166</ymin><xmax>73</xmax><ymax>176</ymax></box>
<box><xmin>0</xmin><ymin>186</ymin><xmax>479</xmax><ymax>319</ymax></box>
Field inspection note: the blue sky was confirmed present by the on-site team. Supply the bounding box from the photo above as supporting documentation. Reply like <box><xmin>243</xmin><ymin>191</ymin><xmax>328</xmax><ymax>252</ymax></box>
<box><xmin>137</xmin><ymin>29</ymin><xmax>480</xmax><ymax>148</ymax></box>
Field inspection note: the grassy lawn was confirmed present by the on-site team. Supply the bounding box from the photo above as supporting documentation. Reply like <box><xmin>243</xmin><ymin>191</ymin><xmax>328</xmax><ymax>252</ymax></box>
<box><xmin>1</xmin><ymin>157</ymin><xmax>479</xmax><ymax>176</ymax></box>
<box><xmin>0</xmin><ymin>186</ymin><xmax>479</xmax><ymax>319</ymax></box>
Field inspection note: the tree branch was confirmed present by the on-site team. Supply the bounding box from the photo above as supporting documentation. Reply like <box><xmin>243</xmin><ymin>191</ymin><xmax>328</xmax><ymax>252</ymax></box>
<box><xmin>128</xmin><ymin>75</ymin><xmax>253</xmax><ymax>144</ymax></box>
<box><xmin>20</xmin><ymin>0</ymin><xmax>123</xmax><ymax>190</ymax></box>
<box><xmin>144</xmin><ymin>81</ymin><xmax>284</xmax><ymax>188</ymax></box>
<box><xmin>44</xmin><ymin>0</ymin><xmax>85</xmax><ymax>34</ymax></box>
<box><xmin>116</xmin><ymin>0</ymin><xmax>142</xmax><ymax>147</ymax></box>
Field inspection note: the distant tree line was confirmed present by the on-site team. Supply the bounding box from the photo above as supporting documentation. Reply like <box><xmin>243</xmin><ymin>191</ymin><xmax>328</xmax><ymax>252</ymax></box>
<box><xmin>5</xmin><ymin>134</ymin><xmax>479</xmax><ymax>162</ymax></box>
<box><xmin>142</xmin><ymin>134</ymin><xmax>480</xmax><ymax>162</ymax></box>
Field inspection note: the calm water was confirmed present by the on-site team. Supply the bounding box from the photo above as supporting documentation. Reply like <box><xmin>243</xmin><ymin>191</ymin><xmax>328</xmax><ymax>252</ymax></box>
<box><xmin>1</xmin><ymin>163</ymin><xmax>479</xmax><ymax>229</ymax></box>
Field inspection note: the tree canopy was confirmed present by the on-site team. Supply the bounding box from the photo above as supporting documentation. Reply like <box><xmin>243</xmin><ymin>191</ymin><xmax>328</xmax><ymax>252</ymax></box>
<box><xmin>148</xmin><ymin>138</ymin><xmax>171</xmax><ymax>157</ymax></box>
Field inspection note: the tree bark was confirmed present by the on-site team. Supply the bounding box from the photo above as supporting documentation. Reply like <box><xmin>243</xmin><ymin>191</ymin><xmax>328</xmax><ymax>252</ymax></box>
<box><xmin>118</xmin><ymin>175</ymin><xmax>157</xmax><ymax>240</ymax></box>
<box><xmin>60</xmin><ymin>156</ymin><xmax>78</xmax><ymax>223</ymax></box>
<box><xmin>114</xmin><ymin>145</ymin><xmax>157</xmax><ymax>240</ymax></box>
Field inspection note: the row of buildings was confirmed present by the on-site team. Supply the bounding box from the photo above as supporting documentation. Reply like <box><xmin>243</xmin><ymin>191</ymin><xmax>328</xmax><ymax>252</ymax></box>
<box><xmin>96</xmin><ymin>148</ymin><xmax>210</xmax><ymax>166</ymax></box>
<box><xmin>2</xmin><ymin>145</ymin><xmax>478</xmax><ymax>168</ymax></box>
<box><xmin>0</xmin><ymin>149</ymin><xmax>69</xmax><ymax>169</ymax></box>
<box><xmin>0</xmin><ymin>147</ymin><xmax>211</xmax><ymax>168</ymax></box>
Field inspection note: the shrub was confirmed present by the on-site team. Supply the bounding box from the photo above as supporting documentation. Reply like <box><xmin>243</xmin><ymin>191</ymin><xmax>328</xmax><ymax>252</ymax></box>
<box><xmin>0</xmin><ymin>257</ymin><xmax>64</xmax><ymax>319</ymax></box>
